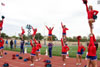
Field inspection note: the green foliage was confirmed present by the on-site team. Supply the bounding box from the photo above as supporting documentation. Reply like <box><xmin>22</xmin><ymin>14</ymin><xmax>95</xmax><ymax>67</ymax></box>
<box><xmin>52</xmin><ymin>35</ymin><xmax>58</xmax><ymax>41</ymax></box>
<box><xmin>1</xmin><ymin>33</ymin><xmax>9</xmax><ymax>38</ymax></box>
<box><xmin>23</xmin><ymin>35</ymin><xmax>28</xmax><ymax>40</ymax></box>
<box><xmin>11</xmin><ymin>36</ymin><xmax>19</xmax><ymax>39</ymax></box>
<box><xmin>47</xmin><ymin>35</ymin><xmax>58</xmax><ymax>41</ymax></box>
<box><xmin>35</xmin><ymin>33</ymin><xmax>44</xmax><ymax>40</ymax></box>
<box><xmin>67</xmin><ymin>36</ymin><xmax>88</xmax><ymax>42</ymax></box>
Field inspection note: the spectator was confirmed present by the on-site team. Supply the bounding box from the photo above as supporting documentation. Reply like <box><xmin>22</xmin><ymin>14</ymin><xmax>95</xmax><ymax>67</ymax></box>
<box><xmin>14</xmin><ymin>39</ymin><xmax>17</xmax><ymax>49</ymax></box>
<box><xmin>10</xmin><ymin>40</ymin><xmax>13</xmax><ymax>50</ymax></box>
<box><xmin>5</xmin><ymin>39</ymin><xmax>8</xmax><ymax>49</ymax></box>
<box><xmin>20</xmin><ymin>38</ymin><xmax>25</xmax><ymax>54</ymax></box>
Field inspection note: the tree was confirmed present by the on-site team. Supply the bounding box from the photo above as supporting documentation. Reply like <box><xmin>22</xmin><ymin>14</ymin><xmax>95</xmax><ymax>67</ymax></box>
<box><xmin>35</xmin><ymin>33</ymin><xmax>44</xmax><ymax>40</ymax></box>
<box><xmin>23</xmin><ymin>35</ymin><xmax>28</xmax><ymax>40</ymax></box>
<box><xmin>52</xmin><ymin>35</ymin><xmax>58</xmax><ymax>41</ymax></box>
<box><xmin>96</xmin><ymin>36</ymin><xmax>100</xmax><ymax>42</ymax></box>
<box><xmin>72</xmin><ymin>36</ymin><xmax>77</xmax><ymax>42</ymax></box>
<box><xmin>11</xmin><ymin>36</ymin><xmax>19</xmax><ymax>39</ymax></box>
<box><xmin>1</xmin><ymin>33</ymin><xmax>9</xmax><ymax>38</ymax></box>
<box><xmin>47</xmin><ymin>35</ymin><xmax>58</xmax><ymax>41</ymax></box>
<box><xmin>81</xmin><ymin>36</ymin><xmax>88</xmax><ymax>42</ymax></box>
<box><xmin>67</xmin><ymin>37</ymin><xmax>73</xmax><ymax>42</ymax></box>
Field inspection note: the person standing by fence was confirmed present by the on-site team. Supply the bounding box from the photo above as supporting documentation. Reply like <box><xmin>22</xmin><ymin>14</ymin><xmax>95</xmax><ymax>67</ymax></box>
<box><xmin>5</xmin><ymin>39</ymin><xmax>8</xmax><ymax>49</ymax></box>
<box><xmin>14</xmin><ymin>39</ymin><xmax>17</xmax><ymax>49</ymax></box>
<box><xmin>10</xmin><ymin>40</ymin><xmax>13</xmax><ymax>50</ymax></box>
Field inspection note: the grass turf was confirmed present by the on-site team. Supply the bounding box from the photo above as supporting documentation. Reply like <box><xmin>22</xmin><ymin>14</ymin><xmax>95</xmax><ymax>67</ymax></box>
<box><xmin>4</xmin><ymin>45</ymin><xmax>100</xmax><ymax>60</ymax></box>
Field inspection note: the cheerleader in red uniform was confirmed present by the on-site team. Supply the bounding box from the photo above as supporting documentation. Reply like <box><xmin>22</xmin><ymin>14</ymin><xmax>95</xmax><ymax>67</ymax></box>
<box><xmin>61</xmin><ymin>38</ymin><xmax>69</xmax><ymax>66</ymax></box>
<box><xmin>32</xmin><ymin>27</ymin><xmax>37</xmax><ymax>38</ymax></box>
<box><xmin>33</xmin><ymin>38</ymin><xmax>42</xmax><ymax>61</ymax></box>
<box><xmin>19</xmin><ymin>27</ymin><xmax>25</xmax><ymax>39</ymax></box>
<box><xmin>45</xmin><ymin>25</ymin><xmax>54</xmax><ymax>41</ymax></box>
<box><xmin>30</xmin><ymin>39</ymin><xmax>37</xmax><ymax>66</ymax></box>
<box><xmin>83</xmin><ymin>0</ymin><xmax>99</xmax><ymax>34</ymax></box>
<box><xmin>0</xmin><ymin>16</ymin><xmax>5</xmax><ymax>36</ymax></box>
<box><xmin>86</xmin><ymin>34</ymin><xmax>97</xmax><ymax>67</ymax></box>
<box><xmin>76</xmin><ymin>36</ymin><xmax>86</xmax><ymax>65</ymax></box>
<box><xmin>0</xmin><ymin>37</ymin><xmax>4</xmax><ymax>58</ymax></box>
<box><xmin>61</xmin><ymin>22</ymin><xmax>69</xmax><ymax>41</ymax></box>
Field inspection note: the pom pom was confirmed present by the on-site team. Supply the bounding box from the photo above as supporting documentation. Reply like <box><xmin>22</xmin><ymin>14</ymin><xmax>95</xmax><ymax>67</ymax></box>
<box><xmin>1</xmin><ymin>16</ymin><xmax>5</xmax><ymax>19</ymax></box>
<box><xmin>3</xmin><ymin>63</ymin><xmax>9</xmax><ymax>67</ymax></box>
<box><xmin>93</xmin><ymin>15</ymin><xmax>97</xmax><ymax>20</ymax></box>
<box><xmin>4</xmin><ymin>52</ymin><xmax>7</xmax><ymax>55</ymax></box>
<box><xmin>83</xmin><ymin>0</ymin><xmax>87</xmax><ymax>4</ymax></box>
<box><xmin>24</xmin><ymin>59</ymin><xmax>28</xmax><ymax>62</ymax></box>
<box><xmin>19</xmin><ymin>56</ymin><xmax>23</xmax><ymax>59</ymax></box>
<box><xmin>26</xmin><ymin>57</ymin><xmax>31</xmax><ymax>61</ymax></box>
<box><xmin>77</xmin><ymin>36</ymin><xmax>81</xmax><ymax>40</ymax></box>
<box><xmin>16</xmin><ymin>54</ymin><xmax>19</xmax><ymax>57</ymax></box>
<box><xmin>12</xmin><ymin>54</ymin><xmax>16</xmax><ymax>59</ymax></box>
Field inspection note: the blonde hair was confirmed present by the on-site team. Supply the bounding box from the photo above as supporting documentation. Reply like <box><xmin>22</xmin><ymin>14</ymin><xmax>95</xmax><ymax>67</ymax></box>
<box><xmin>89</xmin><ymin>5</ymin><xmax>93</xmax><ymax>10</ymax></box>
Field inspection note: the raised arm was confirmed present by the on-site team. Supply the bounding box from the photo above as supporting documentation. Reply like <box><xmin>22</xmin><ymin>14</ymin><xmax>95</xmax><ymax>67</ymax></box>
<box><xmin>61</xmin><ymin>38</ymin><xmax>64</xmax><ymax>46</ymax></box>
<box><xmin>78</xmin><ymin>40</ymin><xmax>80</xmax><ymax>46</ymax></box>
<box><xmin>32</xmin><ymin>27</ymin><xmax>34</xmax><ymax>31</ymax></box>
<box><xmin>89</xmin><ymin>35</ymin><xmax>95</xmax><ymax>47</ymax></box>
<box><xmin>93</xmin><ymin>10</ymin><xmax>99</xmax><ymax>15</ymax></box>
<box><xmin>51</xmin><ymin>27</ymin><xmax>54</xmax><ymax>30</ymax></box>
<box><xmin>21</xmin><ymin>27</ymin><xmax>25</xmax><ymax>35</ymax></box>
<box><xmin>61</xmin><ymin>22</ymin><xmax>63</xmax><ymax>28</ymax></box>
<box><xmin>33</xmin><ymin>38</ymin><xmax>38</xmax><ymax>44</ymax></box>
<box><xmin>45</xmin><ymin>25</ymin><xmax>49</xmax><ymax>30</ymax></box>
<box><xmin>77</xmin><ymin>36</ymin><xmax>81</xmax><ymax>46</ymax></box>
<box><xmin>2</xmin><ymin>39</ymin><xmax>4</xmax><ymax>46</ymax></box>
<box><xmin>39</xmin><ymin>44</ymin><xmax>42</xmax><ymax>48</ymax></box>
<box><xmin>93</xmin><ymin>34</ymin><xmax>96</xmax><ymax>42</ymax></box>
<box><xmin>85</xmin><ymin>4</ymin><xmax>88</xmax><ymax>13</ymax></box>
<box><xmin>30</xmin><ymin>40</ymin><xmax>33</xmax><ymax>47</ymax></box>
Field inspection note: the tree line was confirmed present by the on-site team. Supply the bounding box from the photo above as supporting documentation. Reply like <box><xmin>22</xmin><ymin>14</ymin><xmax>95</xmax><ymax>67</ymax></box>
<box><xmin>1</xmin><ymin>33</ymin><xmax>100</xmax><ymax>42</ymax></box>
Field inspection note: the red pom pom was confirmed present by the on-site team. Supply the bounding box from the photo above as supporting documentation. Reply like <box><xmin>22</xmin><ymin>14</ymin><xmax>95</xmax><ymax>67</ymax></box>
<box><xmin>77</xmin><ymin>36</ymin><xmax>81</xmax><ymax>40</ymax></box>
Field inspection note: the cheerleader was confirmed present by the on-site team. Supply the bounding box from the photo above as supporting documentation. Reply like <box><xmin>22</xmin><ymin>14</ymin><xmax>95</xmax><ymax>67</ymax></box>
<box><xmin>32</xmin><ymin>27</ymin><xmax>37</xmax><ymax>38</ymax></box>
<box><xmin>76</xmin><ymin>36</ymin><xmax>85</xmax><ymax>65</ymax></box>
<box><xmin>33</xmin><ymin>38</ymin><xmax>41</xmax><ymax>61</ymax></box>
<box><xmin>61</xmin><ymin>22</ymin><xmax>69</xmax><ymax>41</ymax></box>
<box><xmin>0</xmin><ymin>37</ymin><xmax>4</xmax><ymax>58</ymax></box>
<box><xmin>19</xmin><ymin>27</ymin><xmax>25</xmax><ymax>39</ymax></box>
<box><xmin>83</xmin><ymin>0</ymin><xmax>99</xmax><ymax>34</ymax></box>
<box><xmin>45</xmin><ymin>25</ymin><xmax>54</xmax><ymax>41</ymax></box>
<box><xmin>30</xmin><ymin>39</ymin><xmax>37</xmax><ymax>66</ymax></box>
<box><xmin>61</xmin><ymin>38</ymin><xmax>69</xmax><ymax>66</ymax></box>
<box><xmin>86</xmin><ymin>34</ymin><xmax>97</xmax><ymax>67</ymax></box>
<box><xmin>0</xmin><ymin>16</ymin><xmax>5</xmax><ymax>36</ymax></box>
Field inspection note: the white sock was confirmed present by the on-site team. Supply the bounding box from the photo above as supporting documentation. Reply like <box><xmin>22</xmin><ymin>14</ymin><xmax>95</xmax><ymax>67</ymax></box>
<box><xmin>63</xmin><ymin>63</ymin><xmax>66</xmax><ymax>65</ymax></box>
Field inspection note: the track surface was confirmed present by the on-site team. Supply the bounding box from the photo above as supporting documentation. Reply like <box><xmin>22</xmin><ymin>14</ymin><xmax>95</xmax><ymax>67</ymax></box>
<box><xmin>0</xmin><ymin>50</ymin><xmax>100</xmax><ymax>67</ymax></box>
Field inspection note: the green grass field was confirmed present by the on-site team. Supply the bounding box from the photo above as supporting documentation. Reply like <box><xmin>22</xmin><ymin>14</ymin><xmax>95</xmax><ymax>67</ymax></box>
<box><xmin>4</xmin><ymin>45</ymin><xmax>100</xmax><ymax>60</ymax></box>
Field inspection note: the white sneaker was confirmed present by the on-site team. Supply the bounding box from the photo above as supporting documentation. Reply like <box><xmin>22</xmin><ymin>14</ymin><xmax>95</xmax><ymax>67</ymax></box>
<box><xmin>78</xmin><ymin>63</ymin><xmax>81</xmax><ymax>65</ymax></box>
<box><xmin>30</xmin><ymin>64</ymin><xmax>34</xmax><ymax>66</ymax></box>
<box><xmin>35</xmin><ymin>59</ymin><xmax>39</xmax><ymax>61</ymax></box>
<box><xmin>39</xmin><ymin>58</ymin><xmax>41</xmax><ymax>60</ymax></box>
<box><xmin>66</xmin><ymin>56</ymin><xmax>69</xmax><ymax>58</ymax></box>
<box><xmin>76</xmin><ymin>63</ymin><xmax>79</xmax><ymax>65</ymax></box>
<box><xmin>0</xmin><ymin>56</ymin><xmax>3</xmax><ymax>58</ymax></box>
<box><xmin>63</xmin><ymin>63</ymin><xmax>66</xmax><ymax>66</ymax></box>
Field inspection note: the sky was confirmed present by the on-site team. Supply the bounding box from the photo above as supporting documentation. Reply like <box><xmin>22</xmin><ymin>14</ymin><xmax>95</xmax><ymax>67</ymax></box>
<box><xmin>0</xmin><ymin>0</ymin><xmax>100</xmax><ymax>39</ymax></box>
